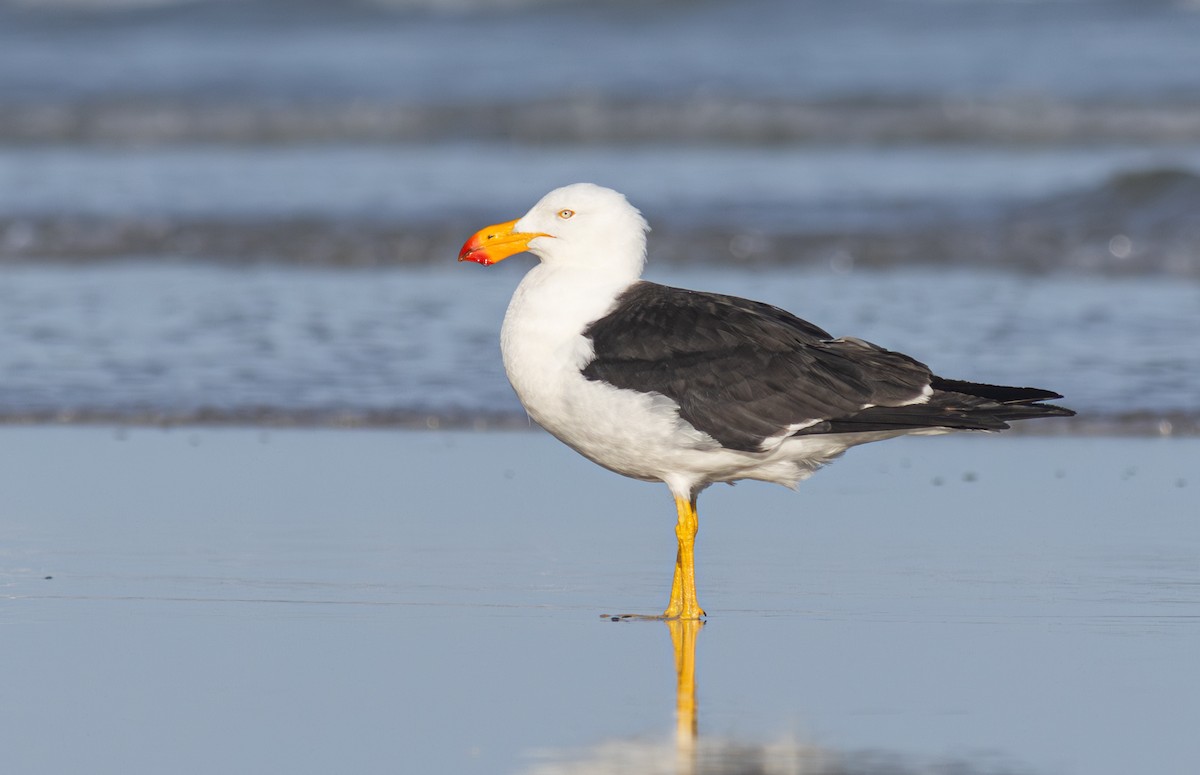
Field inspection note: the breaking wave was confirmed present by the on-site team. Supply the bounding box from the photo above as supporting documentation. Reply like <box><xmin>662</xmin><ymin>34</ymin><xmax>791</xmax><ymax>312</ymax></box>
<box><xmin>4</xmin><ymin>166</ymin><xmax>1199</xmax><ymax>276</ymax></box>
<box><xmin>6</xmin><ymin>98</ymin><xmax>1200</xmax><ymax>147</ymax></box>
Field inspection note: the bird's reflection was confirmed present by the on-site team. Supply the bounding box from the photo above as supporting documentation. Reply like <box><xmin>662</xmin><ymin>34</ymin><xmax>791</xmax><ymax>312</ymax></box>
<box><xmin>524</xmin><ymin>618</ymin><xmax>830</xmax><ymax>775</ymax></box>
<box><xmin>524</xmin><ymin>619</ymin><xmax>1023</xmax><ymax>775</ymax></box>
<box><xmin>668</xmin><ymin>618</ymin><xmax>702</xmax><ymax>774</ymax></box>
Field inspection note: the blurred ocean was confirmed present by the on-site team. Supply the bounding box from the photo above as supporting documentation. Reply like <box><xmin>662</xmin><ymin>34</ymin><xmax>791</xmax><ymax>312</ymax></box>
<box><xmin>1</xmin><ymin>0</ymin><xmax>1198</xmax><ymax>429</ymax></box>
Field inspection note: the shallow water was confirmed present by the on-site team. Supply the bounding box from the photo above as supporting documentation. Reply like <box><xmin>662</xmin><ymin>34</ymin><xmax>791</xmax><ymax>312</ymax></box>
<box><xmin>1</xmin><ymin>263</ymin><xmax>1197</xmax><ymax>429</ymax></box>
<box><xmin>2</xmin><ymin>428</ymin><xmax>1197</xmax><ymax>774</ymax></box>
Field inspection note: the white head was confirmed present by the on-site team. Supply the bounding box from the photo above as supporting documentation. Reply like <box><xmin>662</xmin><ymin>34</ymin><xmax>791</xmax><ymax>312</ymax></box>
<box><xmin>458</xmin><ymin>183</ymin><xmax>649</xmax><ymax>281</ymax></box>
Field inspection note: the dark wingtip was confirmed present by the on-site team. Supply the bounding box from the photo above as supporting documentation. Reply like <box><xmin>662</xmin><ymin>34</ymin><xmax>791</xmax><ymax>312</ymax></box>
<box><xmin>931</xmin><ymin>377</ymin><xmax>1066</xmax><ymax>405</ymax></box>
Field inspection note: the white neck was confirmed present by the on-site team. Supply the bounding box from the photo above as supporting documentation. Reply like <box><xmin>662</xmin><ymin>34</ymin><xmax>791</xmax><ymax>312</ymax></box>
<box><xmin>499</xmin><ymin>261</ymin><xmax>638</xmax><ymax>420</ymax></box>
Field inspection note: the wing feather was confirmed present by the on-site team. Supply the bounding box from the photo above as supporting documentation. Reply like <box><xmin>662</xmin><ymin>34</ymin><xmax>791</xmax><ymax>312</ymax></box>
<box><xmin>582</xmin><ymin>282</ymin><xmax>933</xmax><ymax>452</ymax></box>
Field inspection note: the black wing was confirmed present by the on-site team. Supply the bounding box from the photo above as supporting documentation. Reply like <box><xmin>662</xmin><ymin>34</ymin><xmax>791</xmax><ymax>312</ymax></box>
<box><xmin>582</xmin><ymin>282</ymin><xmax>935</xmax><ymax>451</ymax></box>
<box><xmin>582</xmin><ymin>282</ymin><xmax>1073</xmax><ymax>452</ymax></box>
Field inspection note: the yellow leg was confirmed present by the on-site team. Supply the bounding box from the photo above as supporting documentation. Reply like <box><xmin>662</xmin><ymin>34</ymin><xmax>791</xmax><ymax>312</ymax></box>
<box><xmin>666</xmin><ymin>546</ymin><xmax>684</xmax><ymax>613</ymax></box>
<box><xmin>663</xmin><ymin>495</ymin><xmax>706</xmax><ymax>620</ymax></box>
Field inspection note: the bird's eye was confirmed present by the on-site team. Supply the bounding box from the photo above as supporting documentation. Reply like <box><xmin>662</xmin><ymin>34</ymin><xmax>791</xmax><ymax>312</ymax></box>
<box><xmin>558</xmin><ymin>209</ymin><xmax>575</xmax><ymax>220</ymax></box>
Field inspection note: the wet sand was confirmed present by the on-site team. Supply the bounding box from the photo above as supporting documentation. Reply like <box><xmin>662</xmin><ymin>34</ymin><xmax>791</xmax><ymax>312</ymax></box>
<box><xmin>1</xmin><ymin>427</ymin><xmax>1196</xmax><ymax>774</ymax></box>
